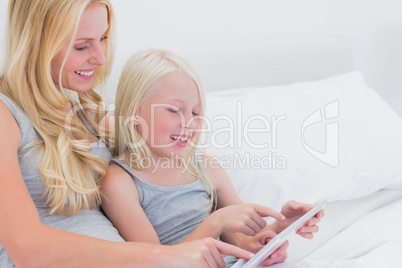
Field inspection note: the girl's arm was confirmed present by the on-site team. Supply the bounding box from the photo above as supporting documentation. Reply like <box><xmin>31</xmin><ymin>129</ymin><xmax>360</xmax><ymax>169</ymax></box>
<box><xmin>203</xmin><ymin>156</ymin><xmax>323</xmax><ymax>266</ymax></box>
<box><xmin>201</xmin><ymin>156</ymin><xmax>291</xmax><ymax>266</ymax></box>
<box><xmin>0</xmin><ymin>101</ymin><xmax>251</xmax><ymax>267</ymax></box>
<box><xmin>100</xmin><ymin>164</ymin><xmax>160</xmax><ymax>243</ymax></box>
<box><xmin>181</xmin><ymin>156</ymin><xmax>285</xmax><ymax>244</ymax></box>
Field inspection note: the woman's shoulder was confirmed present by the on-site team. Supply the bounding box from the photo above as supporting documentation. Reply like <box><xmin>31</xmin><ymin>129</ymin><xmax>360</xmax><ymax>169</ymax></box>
<box><xmin>0</xmin><ymin>98</ymin><xmax>22</xmax><ymax>148</ymax></box>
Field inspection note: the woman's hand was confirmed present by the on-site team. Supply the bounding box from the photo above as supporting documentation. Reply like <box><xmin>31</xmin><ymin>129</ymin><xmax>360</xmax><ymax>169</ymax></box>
<box><xmin>163</xmin><ymin>238</ymin><xmax>253</xmax><ymax>268</ymax></box>
<box><xmin>275</xmin><ymin>200</ymin><xmax>325</xmax><ymax>239</ymax></box>
<box><xmin>240</xmin><ymin>230</ymin><xmax>289</xmax><ymax>266</ymax></box>
<box><xmin>212</xmin><ymin>204</ymin><xmax>286</xmax><ymax>236</ymax></box>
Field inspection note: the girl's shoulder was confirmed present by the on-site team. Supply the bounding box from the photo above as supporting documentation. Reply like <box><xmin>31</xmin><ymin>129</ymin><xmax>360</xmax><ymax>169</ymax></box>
<box><xmin>106</xmin><ymin>160</ymin><xmax>134</xmax><ymax>181</ymax></box>
<box><xmin>102</xmin><ymin>161</ymin><xmax>141</xmax><ymax>200</ymax></box>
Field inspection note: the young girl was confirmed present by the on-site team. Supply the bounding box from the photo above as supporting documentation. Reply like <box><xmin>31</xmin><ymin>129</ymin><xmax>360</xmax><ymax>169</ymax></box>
<box><xmin>0</xmin><ymin>1</ymin><xmax>251</xmax><ymax>267</ymax></box>
<box><xmin>101</xmin><ymin>49</ymin><xmax>324</xmax><ymax>267</ymax></box>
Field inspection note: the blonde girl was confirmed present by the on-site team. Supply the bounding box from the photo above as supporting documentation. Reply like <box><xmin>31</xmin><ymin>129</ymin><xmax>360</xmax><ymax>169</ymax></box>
<box><xmin>102</xmin><ymin>49</ymin><xmax>324</xmax><ymax>267</ymax></box>
<box><xmin>0</xmin><ymin>1</ymin><xmax>252</xmax><ymax>267</ymax></box>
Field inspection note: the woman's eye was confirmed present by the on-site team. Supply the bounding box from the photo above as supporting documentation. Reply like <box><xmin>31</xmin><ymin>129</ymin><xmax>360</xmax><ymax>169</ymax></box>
<box><xmin>100</xmin><ymin>35</ymin><xmax>108</xmax><ymax>42</ymax></box>
<box><xmin>192</xmin><ymin>112</ymin><xmax>200</xmax><ymax>116</ymax></box>
<box><xmin>74</xmin><ymin>43</ymin><xmax>89</xmax><ymax>51</ymax></box>
<box><xmin>75</xmin><ymin>46</ymin><xmax>88</xmax><ymax>51</ymax></box>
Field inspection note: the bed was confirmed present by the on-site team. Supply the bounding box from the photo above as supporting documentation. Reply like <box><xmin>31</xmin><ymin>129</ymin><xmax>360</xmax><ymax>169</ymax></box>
<box><xmin>103</xmin><ymin>36</ymin><xmax>402</xmax><ymax>267</ymax></box>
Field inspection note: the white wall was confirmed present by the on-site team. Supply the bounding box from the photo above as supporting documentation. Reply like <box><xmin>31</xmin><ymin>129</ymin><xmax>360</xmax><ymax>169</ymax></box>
<box><xmin>1</xmin><ymin>0</ymin><xmax>402</xmax><ymax>115</ymax></box>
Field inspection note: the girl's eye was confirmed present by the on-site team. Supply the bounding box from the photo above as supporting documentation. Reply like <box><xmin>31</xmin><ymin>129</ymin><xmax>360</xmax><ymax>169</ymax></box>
<box><xmin>168</xmin><ymin>108</ymin><xmax>179</xmax><ymax>113</ymax></box>
<box><xmin>100</xmin><ymin>35</ymin><xmax>108</xmax><ymax>42</ymax></box>
<box><xmin>192</xmin><ymin>112</ymin><xmax>200</xmax><ymax>116</ymax></box>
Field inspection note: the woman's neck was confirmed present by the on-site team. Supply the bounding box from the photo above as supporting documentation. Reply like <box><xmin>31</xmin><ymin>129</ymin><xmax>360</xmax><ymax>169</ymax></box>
<box><xmin>60</xmin><ymin>100</ymin><xmax>73</xmax><ymax>114</ymax></box>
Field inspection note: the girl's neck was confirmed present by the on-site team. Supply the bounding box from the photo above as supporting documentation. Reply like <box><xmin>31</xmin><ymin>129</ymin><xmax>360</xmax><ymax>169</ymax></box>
<box><xmin>131</xmin><ymin>156</ymin><xmax>196</xmax><ymax>186</ymax></box>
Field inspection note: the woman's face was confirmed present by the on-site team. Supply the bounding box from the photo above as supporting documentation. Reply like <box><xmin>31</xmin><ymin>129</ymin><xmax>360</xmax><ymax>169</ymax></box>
<box><xmin>51</xmin><ymin>4</ymin><xmax>109</xmax><ymax>93</ymax></box>
<box><xmin>137</xmin><ymin>70</ymin><xmax>202</xmax><ymax>160</ymax></box>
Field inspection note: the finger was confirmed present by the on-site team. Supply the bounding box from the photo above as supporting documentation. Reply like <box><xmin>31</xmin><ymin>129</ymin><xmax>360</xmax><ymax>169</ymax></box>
<box><xmin>273</xmin><ymin>251</ymin><xmax>288</xmax><ymax>264</ymax></box>
<box><xmin>270</xmin><ymin>240</ymin><xmax>288</xmax><ymax>259</ymax></box>
<box><xmin>299</xmin><ymin>225</ymin><xmax>319</xmax><ymax>234</ymax></box>
<box><xmin>249</xmin><ymin>203</ymin><xmax>286</xmax><ymax>222</ymax></box>
<box><xmin>252</xmin><ymin>230</ymin><xmax>277</xmax><ymax>245</ymax></box>
<box><xmin>261</xmin><ymin>245</ymin><xmax>288</xmax><ymax>266</ymax></box>
<box><xmin>245</xmin><ymin>218</ymin><xmax>264</xmax><ymax>235</ymax></box>
<box><xmin>247</xmin><ymin>208</ymin><xmax>268</xmax><ymax>230</ymax></box>
<box><xmin>296</xmin><ymin>231</ymin><xmax>314</xmax><ymax>239</ymax></box>
<box><xmin>213</xmin><ymin>239</ymin><xmax>254</xmax><ymax>260</ymax></box>
<box><xmin>192</xmin><ymin>247</ymin><xmax>212</xmax><ymax>268</ymax></box>
<box><xmin>287</xmin><ymin>200</ymin><xmax>303</xmax><ymax>211</ymax></box>
<box><xmin>317</xmin><ymin>209</ymin><xmax>325</xmax><ymax>218</ymax></box>
<box><xmin>306</xmin><ymin>216</ymin><xmax>321</xmax><ymax>226</ymax></box>
<box><xmin>235</xmin><ymin>223</ymin><xmax>257</xmax><ymax>236</ymax></box>
<box><xmin>262</xmin><ymin>230</ymin><xmax>278</xmax><ymax>243</ymax></box>
<box><xmin>261</xmin><ymin>253</ymin><xmax>288</xmax><ymax>266</ymax></box>
<box><xmin>205</xmin><ymin>242</ymin><xmax>225</xmax><ymax>268</ymax></box>
<box><xmin>260</xmin><ymin>240</ymin><xmax>288</xmax><ymax>265</ymax></box>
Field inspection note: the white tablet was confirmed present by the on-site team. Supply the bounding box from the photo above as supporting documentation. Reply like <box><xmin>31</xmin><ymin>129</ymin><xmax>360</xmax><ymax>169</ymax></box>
<box><xmin>231</xmin><ymin>199</ymin><xmax>327</xmax><ymax>268</ymax></box>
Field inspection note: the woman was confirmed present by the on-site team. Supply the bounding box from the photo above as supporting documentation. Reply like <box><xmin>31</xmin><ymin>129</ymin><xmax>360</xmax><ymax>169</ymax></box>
<box><xmin>0</xmin><ymin>0</ymin><xmax>253</xmax><ymax>267</ymax></box>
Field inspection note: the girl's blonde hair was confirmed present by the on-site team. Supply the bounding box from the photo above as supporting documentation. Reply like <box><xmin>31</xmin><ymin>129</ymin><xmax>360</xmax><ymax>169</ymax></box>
<box><xmin>113</xmin><ymin>49</ymin><xmax>216</xmax><ymax>210</ymax></box>
<box><xmin>0</xmin><ymin>0</ymin><xmax>114</xmax><ymax>215</ymax></box>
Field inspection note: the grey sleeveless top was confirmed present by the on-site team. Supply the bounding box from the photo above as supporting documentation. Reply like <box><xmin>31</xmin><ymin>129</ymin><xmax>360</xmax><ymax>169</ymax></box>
<box><xmin>110</xmin><ymin>158</ymin><xmax>211</xmax><ymax>245</ymax></box>
<box><xmin>0</xmin><ymin>94</ymin><xmax>124</xmax><ymax>267</ymax></box>
<box><xmin>110</xmin><ymin>159</ymin><xmax>238</xmax><ymax>267</ymax></box>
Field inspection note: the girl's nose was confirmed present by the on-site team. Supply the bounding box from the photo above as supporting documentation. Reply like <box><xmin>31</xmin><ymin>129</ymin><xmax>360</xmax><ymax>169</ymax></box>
<box><xmin>181</xmin><ymin>113</ymin><xmax>196</xmax><ymax>129</ymax></box>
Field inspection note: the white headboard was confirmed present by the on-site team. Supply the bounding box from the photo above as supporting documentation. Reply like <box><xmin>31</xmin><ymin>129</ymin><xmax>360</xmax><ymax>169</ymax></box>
<box><xmin>102</xmin><ymin>35</ymin><xmax>354</xmax><ymax>105</ymax></box>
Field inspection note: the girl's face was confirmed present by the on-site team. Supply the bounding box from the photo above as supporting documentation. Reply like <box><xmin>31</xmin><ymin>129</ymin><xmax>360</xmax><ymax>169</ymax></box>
<box><xmin>138</xmin><ymin>70</ymin><xmax>201</xmax><ymax>160</ymax></box>
<box><xmin>51</xmin><ymin>4</ymin><xmax>109</xmax><ymax>93</ymax></box>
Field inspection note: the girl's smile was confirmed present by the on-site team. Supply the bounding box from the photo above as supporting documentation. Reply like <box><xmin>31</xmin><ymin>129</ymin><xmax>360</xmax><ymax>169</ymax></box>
<box><xmin>137</xmin><ymin>70</ymin><xmax>201</xmax><ymax>159</ymax></box>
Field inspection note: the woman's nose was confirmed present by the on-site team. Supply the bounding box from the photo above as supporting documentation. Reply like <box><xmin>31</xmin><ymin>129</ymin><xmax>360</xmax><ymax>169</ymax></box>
<box><xmin>90</xmin><ymin>44</ymin><xmax>106</xmax><ymax>66</ymax></box>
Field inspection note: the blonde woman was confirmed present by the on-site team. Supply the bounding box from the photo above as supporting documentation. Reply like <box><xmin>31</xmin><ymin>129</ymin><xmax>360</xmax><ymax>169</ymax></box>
<box><xmin>0</xmin><ymin>1</ymin><xmax>254</xmax><ymax>267</ymax></box>
<box><xmin>101</xmin><ymin>50</ymin><xmax>324</xmax><ymax>267</ymax></box>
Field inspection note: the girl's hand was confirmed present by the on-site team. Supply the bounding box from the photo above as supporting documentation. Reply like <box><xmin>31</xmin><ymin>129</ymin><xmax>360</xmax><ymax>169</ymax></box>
<box><xmin>277</xmin><ymin>200</ymin><xmax>325</xmax><ymax>239</ymax></box>
<box><xmin>212</xmin><ymin>204</ymin><xmax>286</xmax><ymax>236</ymax></box>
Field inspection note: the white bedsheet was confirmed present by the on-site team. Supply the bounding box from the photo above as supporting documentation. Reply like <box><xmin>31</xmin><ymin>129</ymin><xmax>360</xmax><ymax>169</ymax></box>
<box><xmin>247</xmin><ymin>194</ymin><xmax>402</xmax><ymax>268</ymax></box>
<box><xmin>296</xmin><ymin>198</ymin><xmax>402</xmax><ymax>268</ymax></box>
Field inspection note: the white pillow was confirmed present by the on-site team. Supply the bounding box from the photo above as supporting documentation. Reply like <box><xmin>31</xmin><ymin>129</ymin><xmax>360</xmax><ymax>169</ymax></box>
<box><xmin>201</xmin><ymin>71</ymin><xmax>402</xmax><ymax>210</ymax></box>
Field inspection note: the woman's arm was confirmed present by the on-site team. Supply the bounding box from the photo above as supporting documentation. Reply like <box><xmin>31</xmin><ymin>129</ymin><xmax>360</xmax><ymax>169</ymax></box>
<box><xmin>0</xmin><ymin>102</ymin><xmax>251</xmax><ymax>267</ymax></box>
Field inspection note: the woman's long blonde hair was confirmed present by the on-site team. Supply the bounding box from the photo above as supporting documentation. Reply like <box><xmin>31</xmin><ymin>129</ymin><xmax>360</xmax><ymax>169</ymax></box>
<box><xmin>113</xmin><ymin>49</ymin><xmax>216</xmax><ymax>210</ymax></box>
<box><xmin>0</xmin><ymin>0</ymin><xmax>114</xmax><ymax>215</ymax></box>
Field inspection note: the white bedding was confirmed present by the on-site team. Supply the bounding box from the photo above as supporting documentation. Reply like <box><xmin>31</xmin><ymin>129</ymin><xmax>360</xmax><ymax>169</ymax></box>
<box><xmin>299</xmin><ymin>197</ymin><xmax>402</xmax><ymax>268</ymax></box>
<box><xmin>202</xmin><ymin>71</ymin><xmax>402</xmax><ymax>267</ymax></box>
<box><xmin>287</xmin><ymin>189</ymin><xmax>402</xmax><ymax>263</ymax></box>
<box><xmin>105</xmin><ymin>38</ymin><xmax>402</xmax><ymax>267</ymax></box>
